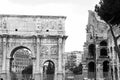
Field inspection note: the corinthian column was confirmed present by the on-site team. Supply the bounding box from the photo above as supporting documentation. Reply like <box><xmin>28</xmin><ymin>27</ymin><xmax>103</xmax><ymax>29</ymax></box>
<box><xmin>1</xmin><ymin>35</ymin><xmax>8</xmax><ymax>80</ymax></box>
<box><xmin>57</xmin><ymin>37</ymin><xmax>63</xmax><ymax>80</ymax></box>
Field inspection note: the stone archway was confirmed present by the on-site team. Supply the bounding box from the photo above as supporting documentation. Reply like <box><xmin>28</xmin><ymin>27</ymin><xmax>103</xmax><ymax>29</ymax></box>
<box><xmin>43</xmin><ymin>60</ymin><xmax>55</xmax><ymax>80</ymax></box>
<box><xmin>0</xmin><ymin>14</ymin><xmax>67</xmax><ymax>80</ymax></box>
<box><xmin>103</xmin><ymin>61</ymin><xmax>109</xmax><ymax>79</ymax></box>
<box><xmin>88</xmin><ymin>62</ymin><xmax>95</xmax><ymax>79</ymax></box>
<box><xmin>100</xmin><ymin>48</ymin><xmax>107</xmax><ymax>57</ymax></box>
<box><xmin>10</xmin><ymin>46</ymin><xmax>33</xmax><ymax>80</ymax></box>
<box><xmin>100</xmin><ymin>40</ymin><xmax>107</xmax><ymax>46</ymax></box>
<box><xmin>88</xmin><ymin>44</ymin><xmax>95</xmax><ymax>57</ymax></box>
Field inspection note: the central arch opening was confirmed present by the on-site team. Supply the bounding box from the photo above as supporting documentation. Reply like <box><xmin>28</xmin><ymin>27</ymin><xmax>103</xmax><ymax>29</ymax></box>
<box><xmin>10</xmin><ymin>46</ymin><xmax>33</xmax><ymax>80</ymax></box>
<box><xmin>43</xmin><ymin>60</ymin><xmax>55</xmax><ymax>80</ymax></box>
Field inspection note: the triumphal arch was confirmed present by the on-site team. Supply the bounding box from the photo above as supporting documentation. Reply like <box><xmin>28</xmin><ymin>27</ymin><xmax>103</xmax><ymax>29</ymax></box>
<box><xmin>0</xmin><ymin>14</ymin><xmax>67</xmax><ymax>80</ymax></box>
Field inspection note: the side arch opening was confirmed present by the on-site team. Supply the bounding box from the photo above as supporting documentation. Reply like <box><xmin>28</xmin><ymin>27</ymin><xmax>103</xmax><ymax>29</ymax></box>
<box><xmin>43</xmin><ymin>60</ymin><xmax>55</xmax><ymax>80</ymax></box>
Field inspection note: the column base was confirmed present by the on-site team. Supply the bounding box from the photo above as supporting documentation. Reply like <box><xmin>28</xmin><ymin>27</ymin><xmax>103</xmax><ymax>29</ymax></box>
<box><xmin>34</xmin><ymin>73</ymin><xmax>42</xmax><ymax>80</ymax></box>
<box><xmin>0</xmin><ymin>72</ymin><xmax>7</xmax><ymax>80</ymax></box>
<box><xmin>57</xmin><ymin>72</ymin><xmax>64</xmax><ymax>80</ymax></box>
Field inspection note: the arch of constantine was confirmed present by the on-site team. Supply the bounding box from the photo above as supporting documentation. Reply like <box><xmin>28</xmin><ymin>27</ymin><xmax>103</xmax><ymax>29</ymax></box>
<box><xmin>0</xmin><ymin>14</ymin><xmax>67</xmax><ymax>80</ymax></box>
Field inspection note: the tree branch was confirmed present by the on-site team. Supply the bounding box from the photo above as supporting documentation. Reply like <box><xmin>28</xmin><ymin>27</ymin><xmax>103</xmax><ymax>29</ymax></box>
<box><xmin>107</xmin><ymin>16</ymin><xmax>115</xmax><ymax>24</ymax></box>
<box><xmin>108</xmin><ymin>24</ymin><xmax>116</xmax><ymax>41</ymax></box>
<box><xmin>116</xmin><ymin>35</ymin><xmax>120</xmax><ymax>40</ymax></box>
<box><xmin>107</xmin><ymin>17</ymin><xmax>120</xmax><ymax>59</ymax></box>
<box><xmin>107</xmin><ymin>16</ymin><xmax>117</xmax><ymax>40</ymax></box>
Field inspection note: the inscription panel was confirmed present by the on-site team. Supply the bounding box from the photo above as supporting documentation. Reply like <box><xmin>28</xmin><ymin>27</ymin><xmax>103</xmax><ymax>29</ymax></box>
<box><xmin>40</xmin><ymin>45</ymin><xmax>49</xmax><ymax>57</ymax></box>
<box><xmin>36</xmin><ymin>18</ymin><xmax>64</xmax><ymax>32</ymax></box>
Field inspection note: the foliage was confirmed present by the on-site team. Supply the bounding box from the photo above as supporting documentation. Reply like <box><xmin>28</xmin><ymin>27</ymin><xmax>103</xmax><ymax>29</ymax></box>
<box><xmin>65</xmin><ymin>53</ymin><xmax>83</xmax><ymax>75</ymax></box>
<box><xmin>73</xmin><ymin>63</ymin><xmax>83</xmax><ymax>75</ymax></box>
<box><xmin>65</xmin><ymin>54</ymin><xmax>76</xmax><ymax>71</ymax></box>
<box><xmin>95</xmin><ymin>0</ymin><xmax>120</xmax><ymax>25</ymax></box>
<box><xmin>95</xmin><ymin>0</ymin><xmax>120</xmax><ymax>59</ymax></box>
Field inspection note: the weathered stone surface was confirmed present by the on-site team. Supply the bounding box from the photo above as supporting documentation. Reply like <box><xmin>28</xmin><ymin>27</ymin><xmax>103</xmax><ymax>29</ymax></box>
<box><xmin>0</xmin><ymin>14</ymin><xmax>67</xmax><ymax>80</ymax></box>
<box><xmin>83</xmin><ymin>10</ymin><xmax>112</xmax><ymax>80</ymax></box>
<box><xmin>0</xmin><ymin>15</ymin><xmax>66</xmax><ymax>36</ymax></box>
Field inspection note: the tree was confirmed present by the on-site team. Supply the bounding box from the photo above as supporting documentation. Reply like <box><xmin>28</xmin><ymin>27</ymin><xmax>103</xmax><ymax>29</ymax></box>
<box><xmin>73</xmin><ymin>63</ymin><xmax>83</xmax><ymax>75</ymax></box>
<box><xmin>65</xmin><ymin>54</ymin><xmax>77</xmax><ymax>71</ymax></box>
<box><xmin>95</xmin><ymin>0</ymin><xmax>120</xmax><ymax>59</ymax></box>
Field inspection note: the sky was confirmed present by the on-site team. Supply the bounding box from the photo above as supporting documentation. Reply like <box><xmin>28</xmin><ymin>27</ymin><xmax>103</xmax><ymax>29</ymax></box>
<box><xmin>0</xmin><ymin>0</ymin><xmax>100</xmax><ymax>52</ymax></box>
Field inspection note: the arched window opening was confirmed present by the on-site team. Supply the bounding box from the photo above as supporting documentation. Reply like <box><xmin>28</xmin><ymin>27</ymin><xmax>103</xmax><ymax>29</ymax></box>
<box><xmin>100</xmin><ymin>48</ymin><xmax>107</xmax><ymax>56</ymax></box>
<box><xmin>88</xmin><ymin>62</ymin><xmax>95</xmax><ymax>79</ymax></box>
<box><xmin>103</xmin><ymin>61</ymin><xmax>109</xmax><ymax>72</ymax></box>
<box><xmin>103</xmin><ymin>61</ymin><xmax>109</xmax><ymax>78</ymax></box>
<box><xmin>43</xmin><ymin>60</ymin><xmax>55</xmax><ymax>80</ymax></box>
<box><xmin>100</xmin><ymin>40</ymin><xmax>107</xmax><ymax>46</ymax></box>
<box><xmin>88</xmin><ymin>44</ymin><xmax>95</xmax><ymax>57</ymax></box>
<box><xmin>88</xmin><ymin>62</ymin><xmax>95</xmax><ymax>72</ymax></box>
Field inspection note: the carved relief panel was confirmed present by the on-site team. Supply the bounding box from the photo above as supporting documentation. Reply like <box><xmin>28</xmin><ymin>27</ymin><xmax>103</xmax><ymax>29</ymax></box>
<box><xmin>40</xmin><ymin>37</ymin><xmax>58</xmax><ymax>59</ymax></box>
<box><xmin>40</xmin><ymin>45</ymin><xmax>49</xmax><ymax>57</ymax></box>
<box><xmin>40</xmin><ymin>44</ymin><xmax>58</xmax><ymax>60</ymax></box>
<box><xmin>36</xmin><ymin>18</ymin><xmax>65</xmax><ymax>35</ymax></box>
<box><xmin>0</xmin><ymin>17</ymin><xmax>7</xmax><ymax>29</ymax></box>
<box><xmin>50</xmin><ymin>45</ymin><xmax>58</xmax><ymax>59</ymax></box>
